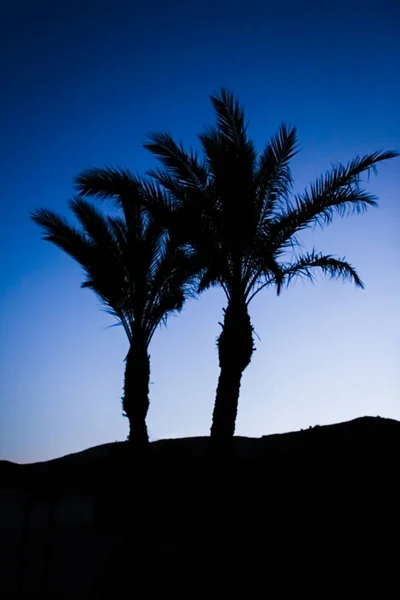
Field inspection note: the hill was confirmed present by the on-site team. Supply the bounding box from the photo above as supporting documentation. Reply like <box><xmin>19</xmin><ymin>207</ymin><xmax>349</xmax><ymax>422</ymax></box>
<box><xmin>1</xmin><ymin>415</ymin><xmax>399</xmax><ymax>598</ymax></box>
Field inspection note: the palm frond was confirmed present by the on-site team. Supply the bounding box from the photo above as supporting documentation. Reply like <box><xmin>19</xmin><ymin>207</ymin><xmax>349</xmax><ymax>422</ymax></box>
<box><xmin>198</xmin><ymin>125</ymin><xmax>257</xmax><ymax>257</ymax></box>
<box><xmin>210</xmin><ymin>88</ymin><xmax>247</xmax><ymax>147</ymax></box>
<box><xmin>31</xmin><ymin>208</ymin><xmax>94</xmax><ymax>268</ymax></box>
<box><xmin>198</xmin><ymin>270</ymin><xmax>219</xmax><ymax>294</ymax></box>
<box><xmin>281</xmin><ymin>250</ymin><xmax>364</xmax><ymax>293</ymax></box>
<box><xmin>197</xmin><ymin>250</ymin><xmax>229</xmax><ymax>294</ymax></box>
<box><xmin>75</xmin><ymin>167</ymin><xmax>151</xmax><ymax>242</ymax></box>
<box><xmin>69</xmin><ymin>200</ymin><xmax>130</xmax><ymax>309</ymax></box>
<box><xmin>69</xmin><ymin>197</ymin><xmax>118</xmax><ymax>249</ymax></box>
<box><xmin>146</xmin><ymin>168</ymin><xmax>191</xmax><ymax>208</ymax></box>
<box><xmin>144</xmin><ymin>245</ymin><xmax>202</xmax><ymax>341</ymax></box>
<box><xmin>146</xmin><ymin>222</ymin><xmax>168</xmax><ymax>282</ymax></box>
<box><xmin>107</xmin><ymin>215</ymin><xmax>128</xmax><ymax>251</ymax></box>
<box><xmin>243</xmin><ymin>252</ymin><xmax>285</xmax><ymax>302</ymax></box>
<box><xmin>32</xmin><ymin>205</ymin><xmax>131</xmax><ymax>331</ymax></box>
<box><xmin>144</xmin><ymin>133</ymin><xmax>208</xmax><ymax>190</ymax></box>
<box><xmin>198</xmin><ymin>126</ymin><xmax>226</xmax><ymax>161</ymax></box>
<box><xmin>270</xmin><ymin>150</ymin><xmax>399</xmax><ymax>251</ymax></box>
<box><xmin>201</xmin><ymin>90</ymin><xmax>257</xmax><ymax>245</ymax></box>
<box><xmin>255</xmin><ymin>123</ymin><xmax>297</xmax><ymax>217</ymax></box>
<box><xmin>135</xmin><ymin>177</ymin><xmax>173</xmax><ymax>213</ymax></box>
<box><xmin>74</xmin><ymin>166</ymin><xmax>138</xmax><ymax>201</ymax></box>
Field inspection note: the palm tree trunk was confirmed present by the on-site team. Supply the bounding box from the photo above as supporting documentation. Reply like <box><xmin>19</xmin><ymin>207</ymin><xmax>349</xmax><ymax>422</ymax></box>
<box><xmin>210</xmin><ymin>295</ymin><xmax>254</xmax><ymax>444</ymax></box>
<box><xmin>123</xmin><ymin>340</ymin><xmax>150</xmax><ymax>447</ymax></box>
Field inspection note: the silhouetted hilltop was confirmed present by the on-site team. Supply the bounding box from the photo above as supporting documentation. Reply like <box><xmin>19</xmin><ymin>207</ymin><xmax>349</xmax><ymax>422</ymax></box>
<box><xmin>2</xmin><ymin>414</ymin><xmax>398</xmax><ymax>475</ymax></box>
<box><xmin>1</xmin><ymin>416</ymin><xmax>399</xmax><ymax>598</ymax></box>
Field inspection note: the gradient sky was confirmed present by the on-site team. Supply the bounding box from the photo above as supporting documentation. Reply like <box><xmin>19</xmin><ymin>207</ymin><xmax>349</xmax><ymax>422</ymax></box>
<box><xmin>0</xmin><ymin>0</ymin><xmax>399</xmax><ymax>463</ymax></box>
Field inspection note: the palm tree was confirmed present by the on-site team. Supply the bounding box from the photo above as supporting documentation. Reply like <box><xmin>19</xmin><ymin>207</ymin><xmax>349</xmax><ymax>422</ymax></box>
<box><xmin>32</xmin><ymin>173</ymin><xmax>197</xmax><ymax>446</ymax></box>
<box><xmin>143</xmin><ymin>88</ymin><xmax>398</xmax><ymax>445</ymax></box>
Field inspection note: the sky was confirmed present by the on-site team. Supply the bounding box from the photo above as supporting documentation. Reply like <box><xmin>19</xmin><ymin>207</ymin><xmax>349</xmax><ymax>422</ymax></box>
<box><xmin>0</xmin><ymin>0</ymin><xmax>399</xmax><ymax>463</ymax></box>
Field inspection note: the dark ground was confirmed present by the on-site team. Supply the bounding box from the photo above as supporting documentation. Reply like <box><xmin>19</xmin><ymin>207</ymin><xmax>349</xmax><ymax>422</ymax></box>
<box><xmin>1</xmin><ymin>416</ymin><xmax>399</xmax><ymax>598</ymax></box>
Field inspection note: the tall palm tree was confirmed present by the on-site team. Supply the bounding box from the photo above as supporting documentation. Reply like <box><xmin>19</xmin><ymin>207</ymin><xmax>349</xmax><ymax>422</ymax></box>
<box><xmin>32</xmin><ymin>173</ymin><xmax>197</xmax><ymax>446</ymax></box>
<box><xmin>143</xmin><ymin>88</ymin><xmax>398</xmax><ymax>445</ymax></box>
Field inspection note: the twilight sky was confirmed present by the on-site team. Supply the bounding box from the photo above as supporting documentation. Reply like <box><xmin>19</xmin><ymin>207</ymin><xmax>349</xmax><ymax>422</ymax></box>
<box><xmin>0</xmin><ymin>0</ymin><xmax>398</xmax><ymax>463</ymax></box>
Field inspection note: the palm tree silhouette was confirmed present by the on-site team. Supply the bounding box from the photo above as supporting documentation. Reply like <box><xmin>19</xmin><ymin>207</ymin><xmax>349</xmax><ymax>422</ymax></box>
<box><xmin>32</xmin><ymin>174</ymin><xmax>197</xmax><ymax>446</ymax></box>
<box><xmin>144</xmin><ymin>88</ymin><xmax>398</xmax><ymax>445</ymax></box>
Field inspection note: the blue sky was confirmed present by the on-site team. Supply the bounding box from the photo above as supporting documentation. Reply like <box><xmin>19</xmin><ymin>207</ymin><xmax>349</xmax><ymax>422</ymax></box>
<box><xmin>0</xmin><ymin>0</ymin><xmax>399</xmax><ymax>463</ymax></box>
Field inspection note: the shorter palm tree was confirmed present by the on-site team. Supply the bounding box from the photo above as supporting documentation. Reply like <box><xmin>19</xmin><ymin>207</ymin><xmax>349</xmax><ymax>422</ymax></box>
<box><xmin>144</xmin><ymin>88</ymin><xmax>398</xmax><ymax>445</ymax></box>
<box><xmin>32</xmin><ymin>173</ymin><xmax>197</xmax><ymax>446</ymax></box>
